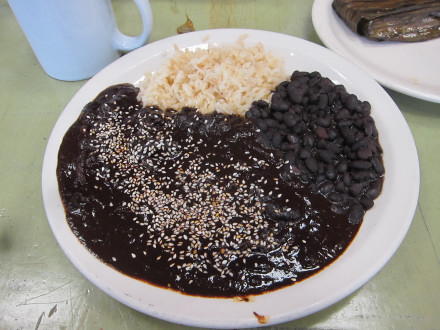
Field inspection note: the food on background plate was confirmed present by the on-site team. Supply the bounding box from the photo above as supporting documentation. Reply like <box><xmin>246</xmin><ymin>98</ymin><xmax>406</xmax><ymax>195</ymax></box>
<box><xmin>57</xmin><ymin>43</ymin><xmax>384</xmax><ymax>297</ymax></box>
<box><xmin>332</xmin><ymin>0</ymin><xmax>440</xmax><ymax>42</ymax></box>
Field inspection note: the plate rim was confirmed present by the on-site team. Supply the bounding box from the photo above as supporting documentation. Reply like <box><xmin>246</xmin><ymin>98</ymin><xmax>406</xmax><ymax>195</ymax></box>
<box><xmin>41</xmin><ymin>28</ymin><xmax>420</xmax><ymax>328</ymax></box>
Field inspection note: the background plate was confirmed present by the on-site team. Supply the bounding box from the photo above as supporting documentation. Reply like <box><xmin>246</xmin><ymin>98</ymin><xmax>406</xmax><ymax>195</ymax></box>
<box><xmin>42</xmin><ymin>29</ymin><xmax>420</xmax><ymax>328</ymax></box>
<box><xmin>312</xmin><ymin>0</ymin><xmax>440</xmax><ymax>103</ymax></box>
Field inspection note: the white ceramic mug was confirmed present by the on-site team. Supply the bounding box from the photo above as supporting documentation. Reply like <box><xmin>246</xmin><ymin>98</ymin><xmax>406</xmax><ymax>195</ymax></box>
<box><xmin>8</xmin><ymin>0</ymin><xmax>153</xmax><ymax>81</ymax></box>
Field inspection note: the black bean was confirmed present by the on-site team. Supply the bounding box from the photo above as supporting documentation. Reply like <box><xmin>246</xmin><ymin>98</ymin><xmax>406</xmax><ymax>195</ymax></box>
<box><xmin>255</xmin><ymin>100</ymin><xmax>269</xmax><ymax>108</ymax></box>
<box><xmin>316</xmin><ymin>173</ymin><xmax>326</xmax><ymax>185</ymax></box>
<box><xmin>271</xmin><ymin>92</ymin><xmax>282</xmax><ymax>102</ymax></box>
<box><xmin>289</xmin><ymin>80</ymin><xmax>300</xmax><ymax>89</ymax></box>
<box><xmin>363</xmin><ymin>142</ymin><xmax>375</xmax><ymax>155</ymax></box>
<box><xmin>351</xmin><ymin>138</ymin><xmax>367</xmax><ymax>151</ymax></box>
<box><xmin>335</xmin><ymin>181</ymin><xmax>347</xmax><ymax>193</ymax></box>
<box><xmin>308</xmin><ymin>90</ymin><xmax>319</xmax><ymax>104</ymax></box>
<box><xmin>280</xmin><ymin>80</ymin><xmax>290</xmax><ymax>88</ymax></box>
<box><xmin>338</xmin><ymin>90</ymin><xmax>348</xmax><ymax>104</ymax></box>
<box><xmin>349</xmin><ymin>160</ymin><xmax>372</xmax><ymax>170</ymax></box>
<box><xmin>338</xmin><ymin>119</ymin><xmax>354</xmax><ymax>128</ymax></box>
<box><xmin>257</xmin><ymin>119</ymin><xmax>268</xmax><ymax>131</ymax></box>
<box><xmin>365</xmin><ymin>180</ymin><xmax>382</xmax><ymax>199</ymax></box>
<box><xmin>369</xmin><ymin>170</ymin><xmax>378</xmax><ymax>180</ymax></box>
<box><xmin>298</xmin><ymin>77</ymin><xmax>311</xmax><ymax>87</ymax></box>
<box><xmin>305</xmin><ymin>157</ymin><xmax>319</xmax><ymax>173</ymax></box>
<box><xmin>335</xmin><ymin>108</ymin><xmax>351</xmax><ymax>121</ymax></box>
<box><xmin>372</xmin><ymin>140</ymin><xmax>383</xmax><ymax>154</ymax></box>
<box><xmin>348</xmin><ymin>203</ymin><xmax>364</xmax><ymax>224</ymax></box>
<box><xmin>345</xmin><ymin>94</ymin><xmax>359</xmax><ymax>111</ymax></box>
<box><xmin>351</xmin><ymin>170</ymin><xmax>372</xmax><ymax>181</ymax></box>
<box><xmin>361</xmin><ymin>101</ymin><xmax>371</xmax><ymax>115</ymax></box>
<box><xmin>284</xmin><ymin>151</ymin><xmax>296</xmax><ymax>165</ymax></box>
<box><xmin>325</xmin><ymin>163</ymin><xmax>337</xmax><ymax>180</ymax></box>
<box><xmin>318</xmin><ymin>181</ymin><xmax>334</xmax><ymax>195</ymax></box>
<box><xmin>357</xmin><ymin>147</ymin><xmax>372</xmax><ymax>160</ymax></box>
<box><xmin>297</xmin><ymin>160</ymin><xmax>308</xmax><ymax>171</ymax></box>
<box><xmin>299</xmin><ymin>148</ymin><xmax>312</xmax><ymax>159</ymax></box>
<box><xmin>271</xmin><ymin>132</ymin><xmax>283</xmax><ymax>148</ymax></box>
<box><xmin>303</xmin><ymin>133</ymin><xmax>315</xmax><ymax>147</ymax></box>
<box><xmin>348</xmin><ymin>152</ymin><xmax>358</xmax><ymax>160</ymax></box>
<box><xmin>276</xmin><ymin>85</ymin><xmax>288</xmax><ymax>100</ymax></box>
<box><xmin>336</xmin><ymin>159</ymin><xmax>348</xmax><ymax>173</ymax></box>
<box><xmin>318</xmin><ymin>161</ymin><xmax>325</xmax><ymax>174</ymax></box>
<box><xmin>257</xmin><ymin>133</ymin><xmax>271</xmax><ymax>147</ymax></box>
<box><xmin>272</xmin><ymin>111</ymin><xmax>284</xmax><ymax>122</ymax></box>
<box><xmin>342</xmin><ymin>146</ymin><xmax>351</xmax><ymax>155</ymax></box>
<box><xmin>319</xmin><ymin>77</ymin><xmax>334</xmax><ymax>92</ymax></box>
<box><xmin>348</xmin><ymin>183</ymin><xmax>363</xmax><ymax>197</ymax></box>
<box><xmin>323</xmin><ymin>141</ymin><xmax>341</xmax><ymax>154</ymax></box>
<box><xmin>328</xmin><ymin>91</ymin><xmax>337</xmax><ymax>105</ymax></box>
<box><xmin>286</xmin><ymin>133</ymin><xmax>300</xmax><ymax>144</ymax></box>
<box><xmin>354</xmin><ymin>117</ymin><xmax>365</xmax><ymax>130</ymax></box>
<box><xmin>245</xmin><ymin>106</ymin><xmax>261</xmax><ymax>120</ymax></box>
<box><xmin>334</xmin><ymin>136</ymin><xmax>344</xmax><ymax>145</ymax></box>
<box><xmin>280</xmin><ymin>142</ymin><xmax>296</xmax><ymax>151</ymax></box>
<box><xmin>317</xmin><ymin>94</ymin><xmax>328</xmax><ymax>110</ymax></box>
<box><xmin>360</xmin><ymin>180</ymin><xmax>371</xmax><ymax>188</ymax></box>
<box><xmin>331</xmin><ymin>204</ymin><xmax>346</xmax><ymax>214</ymax></box>
<box><xmin>302</xmin><ymin>110</ymin><xmax>309</xmax><ymax>123</ymax></box>
<box><xmin>271</xmin><ymin>99</ymin><xmax>290</xmax><ymax>112</ymax></box>
<box><xmin>316</xmin><ymin>114</ymin><xmax>331</xmax><ymax>127</ymax></box>
<box><xmin>355</xmin><ymin>131</ymin><xmax>364</xmax><ymax>142</ymax></box>
<box><xmin>318</xmin><ymin>149</ymin><xmax>335</xmax><ymax>164</ymax></box>
<box><xmin>260</xmin><ymin>108</ymin><xmax>270</xmax><ymax>119</ymax></box>
<box><xmin>293</xmin><ymin>123</ymin><xmax>306</xmax><ymax>134</ymax></box>
<box><xmin>299</xmin><ymin>173</ymin><xmax>310</xmax><ymax>184</ymax></box>
<box><xmin>307</xmin><ymin>105</ymin><xmax>318</xmax><ymax>115</ymax></box>
<box><xmin>316</xmin><ymin>109</ymin><xmax>327</xmax><ymax>117</ymax></box>
<box><xmin>289</xmin><ymin>104</ymin><xmax>302</xmax><ymax>114</ymax></box>
<box><xmin>291</xmin><ymin>70</ymin><xmax>309</xmax><ymax>79</ymax></box>
<box><xmin>360</xmin><ymin>197</ymin><xmax>374</xmax><ymax>210</ymax></box>
<box><xmin>309</xmin><ymin>71</ymin><xmax>322</xmax><ymax>79</ymax></box>
<box><xmin>287</xmin><ymin>84</ymin><xmax>303</xmax><ymax>104</ymax></box>
<box><xmin>316</xmin><ymin>139</ymin><xmax>326</xmax><ymax>149</ymax></box>
<box><xmin>328</xmin><ymin>192</ymin><xmax>344</xmax><ymax>203</ymax></box>
<box><xmin>315</xmin><ymin>127</ymin><xmax>329</xmax><ymax>140</ymax></box>
<box><xmin>340</xmin><ymin>127</ymin><xmax>356</xmax><ymax>144</ymax></box>
<box><xmin>334</xmin><ymin>84</ymin><xmax>347</xmax><ymax>93</ymax></box>
<box><xmin>279</xmin><ymin>123</ymin><xmax>288</xmax><ymax>131</ymax></box>
<box><xmin>300</xmin><ymin>83</ymin><xmax>310</xmax><ymax>94</ymax></box>
<box><xmin>364</xmin><ymin>122</ymin><xmax>373</xmax><ymax>136</ymax></box>
<box><xmin>283</xmin><ymin>112</ymin><xmax>299</xmax><ymax>127</ymax></box>
<box><xmin>372</xmin><ymin>124</ymin><xmax>378</xmax><ymax>138</ymax></box>
<box><xmin>327</xmin><ymin>128</ymin><xmax>338</xmax><ymax>141</ymax></box>
<box><xmin>343</xmin><ymin>172</ymin><xmax>351</xmax><ymax>186</ymax></box>
<box><xmin>265</xmin><ymin>118</ymin><xmax>279</xmax><ymax>128</ymax></box>
<box><xmin>371</xmin><ymin>156</ymin><xmax>385</xmax><ymax>175</ymax></box>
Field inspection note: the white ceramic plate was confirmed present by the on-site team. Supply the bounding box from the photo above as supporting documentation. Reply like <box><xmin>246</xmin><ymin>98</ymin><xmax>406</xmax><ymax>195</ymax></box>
<box><xmin>42</xmin><ymin>29</ymin><xmax>420</xmax><ymax>328</ymax></box>
<box><xmin>312</xmin><ymin>0</ymin><xmax>440</xmax><ymax>103</ymax></box>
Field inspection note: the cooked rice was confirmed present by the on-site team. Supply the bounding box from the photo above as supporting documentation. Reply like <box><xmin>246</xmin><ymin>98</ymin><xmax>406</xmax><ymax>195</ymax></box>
<box><xmin>137</xmin><ymin>36</ymin><xmax>286</xmax><ymax>116</ymax></box>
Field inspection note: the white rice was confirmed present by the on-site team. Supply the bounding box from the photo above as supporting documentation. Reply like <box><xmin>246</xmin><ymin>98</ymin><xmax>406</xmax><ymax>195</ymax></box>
<box><xmin>137</xmin><ymin>36</ymin><xmax>286</xmax><ymax>116</ymax></box>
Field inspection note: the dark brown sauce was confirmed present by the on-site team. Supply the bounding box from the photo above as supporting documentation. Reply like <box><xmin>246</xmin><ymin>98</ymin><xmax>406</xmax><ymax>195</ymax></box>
<box><xmin>57</xmin><ymin>84</ymin><xmax>362</xmax><ymax>297</ymax></box>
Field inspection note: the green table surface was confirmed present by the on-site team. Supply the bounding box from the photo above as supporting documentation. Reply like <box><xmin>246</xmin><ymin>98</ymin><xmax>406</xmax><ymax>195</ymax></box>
<box><xmin>1</xmin><ymin>0</ymin><xmax>439</xmax><ymax>329</ymax></box>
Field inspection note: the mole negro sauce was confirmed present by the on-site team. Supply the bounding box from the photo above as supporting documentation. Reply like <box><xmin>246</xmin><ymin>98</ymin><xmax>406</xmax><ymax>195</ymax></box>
<box><xmin>57</xmin><ymin>83</ymin><xmax>365</xmax><ymax>297</ymax></box>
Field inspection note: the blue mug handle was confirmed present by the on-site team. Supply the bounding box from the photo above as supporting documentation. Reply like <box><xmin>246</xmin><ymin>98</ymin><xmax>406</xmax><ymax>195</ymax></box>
<box><xmin>113</xmin><ymin>0</ymin><xmax>153</xmax><ymax>52</ymax></box>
